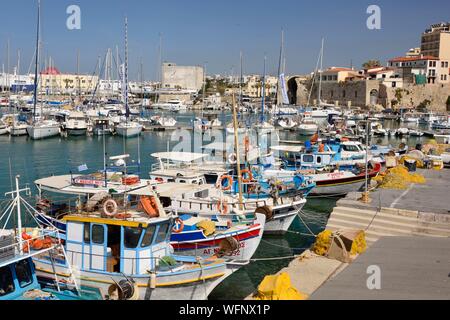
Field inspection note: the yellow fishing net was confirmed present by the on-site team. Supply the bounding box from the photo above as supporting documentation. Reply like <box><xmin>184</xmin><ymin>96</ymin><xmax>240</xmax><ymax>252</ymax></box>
<box><xmin>312</xmin><ymin>230</ymin><xmax>333</xmax><ymax>256</ymax></box>
<box><xmin>255</xmin><ymin>272</ymin><xmax>308</xmax><ymax>300</ymax></box>
<box><xmin>196</xmin><ymin>220</ymin><xmax>216</xmax><ymax>237</ymax></box>
<box><xmin>350</xmin><ymin>231</ymin><xmax>367</xmax><ymax>255</ymax></box>
<box><xmin>372</xmin><ymin>165</ymin><xmax>426</xmax><ymax>190</ymax></box>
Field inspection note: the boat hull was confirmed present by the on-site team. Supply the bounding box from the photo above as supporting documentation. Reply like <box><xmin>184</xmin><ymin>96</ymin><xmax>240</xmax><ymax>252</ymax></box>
<box><xmin>27</xmin><ymin>125</ymin><xmax>60</xmax><ymax>140</ymax></box>
<box><xmin>115</xmin><ymin>125</ymin><xmax>143</xmax><ymax>137</ymax></box>
<box><xmin>9</xmin><ymin>127</ymin><xmax>28</xmax><ymax>136</ymax></box>
<box><xmin>66</xmin><ymin>128</ymin><xmax>87</xmax><ymax>136</ymax></box>
<box><xmin>33</xmin><ymin>258</ymin><xmax>234</xmax><ymax>300</ymax></box>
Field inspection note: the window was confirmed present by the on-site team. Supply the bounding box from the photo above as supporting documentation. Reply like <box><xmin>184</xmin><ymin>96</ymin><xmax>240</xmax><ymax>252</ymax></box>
<box><xmin>317</xmin><ymin>156</ymin><xmax>322</xmax><ymax>164</ymax></box>
<box><xmin>0</xmin><ymin>266</ymin><xmax>15</xmax><ymax>297</ymax></box>
<box><xmin>91</xmin><ymin>225</ymin><xmax>104</xmax><ymax>244</ymax></box>
<box><xmin>303</xmin><ymin>155</ymin><xmax>314</xmax><ymax>163</ymax></box>
<box><xmin>83</xmin><ymin>223</ymin><xmax>90</xmax><ymax>243</ymax></box>
<box><xmin>155</xmin><ymin>224</ymin><xmax>170</xmax><ymax>244</ymax></box>
<box><xmin>141</xmin><ymin>225</ymin><xmax>156</xmax><ymax>247</ymax></box>
<box><xmin>355</xmin><ymin>91</ymin><xmax>358</xmax><ymax>98</ymax></box>
<box><xmin>342</xmin><ymin>90</ymin><xmax>346</xmax><ymax>98</ymax></box>
<box><xmin>15</xmin><ymin>260</ymin><xmax>33</xmax><ymax>288</ymax></box>
<box><xmin>124</xmin><ymin>227</ymin><xmax>142</xmax><ymax>249</ymax></box>
<box><xmin>343</xmin><ymin>145</ymin><xmax>360</xmax><ymax>152</ymax></box>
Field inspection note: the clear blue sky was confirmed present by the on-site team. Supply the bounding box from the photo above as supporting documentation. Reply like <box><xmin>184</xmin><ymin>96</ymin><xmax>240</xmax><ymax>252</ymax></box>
<box><xmin>0</xmin><ymin>0</ymin><xmax>449</xmax><ymax>80</ymax></box>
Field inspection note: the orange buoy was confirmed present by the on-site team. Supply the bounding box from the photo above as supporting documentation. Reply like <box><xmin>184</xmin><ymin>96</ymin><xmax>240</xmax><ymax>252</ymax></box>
<box><xmin>241</xmin><ymin>169</ymin><xmax>253</xmax><ymax>183</ymax></box>
<box><xmin>218</xmin><ymin>175</ymin><xmax>233</xmax><ymax>191</ymax></box>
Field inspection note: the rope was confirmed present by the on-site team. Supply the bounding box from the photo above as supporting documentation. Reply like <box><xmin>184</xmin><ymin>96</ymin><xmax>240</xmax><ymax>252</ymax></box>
<box><xmin>250</xmin><ymin>255</ymin><xmax>301</xmax><ymax>262</ymax></box>
<box><xmin>260</xmin><ymin>238</ymin><xmax>309</xmax><ymax>252</ymax></box>
<box><xmin>296</xmin><ymin>213</ymin><xmax>318</xmax><ymax>238</ymax></box>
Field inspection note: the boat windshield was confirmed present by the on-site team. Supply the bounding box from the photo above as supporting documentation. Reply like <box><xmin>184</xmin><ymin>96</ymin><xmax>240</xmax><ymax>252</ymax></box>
<box><xmin>0</xmin><ymin>266</ymin><xmax>15</xmax><ymax>297</ymax></box>
<box><xmin>342</xmin><ymin>145</ymin><xmax>360</xmax><ymax>152</ymax></box>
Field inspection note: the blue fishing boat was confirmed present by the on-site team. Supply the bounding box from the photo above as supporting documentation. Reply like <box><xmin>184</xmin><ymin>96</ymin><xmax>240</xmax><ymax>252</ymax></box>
<box><xmin>0</xmin><ymin>175</ymin><xmax>102</xmax><ymax>300</ymax></box>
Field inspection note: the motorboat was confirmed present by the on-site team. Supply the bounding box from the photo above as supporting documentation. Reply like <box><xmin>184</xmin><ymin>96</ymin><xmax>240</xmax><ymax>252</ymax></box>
<box><xmin>115</xmin><ymin>121</ymin><xmax>143</xmax><ymax>138</ymax></box>
<box><xmin>64</xmin><ymin>111</ymin><xmax>87</xmax><ymax>136</ymax></box>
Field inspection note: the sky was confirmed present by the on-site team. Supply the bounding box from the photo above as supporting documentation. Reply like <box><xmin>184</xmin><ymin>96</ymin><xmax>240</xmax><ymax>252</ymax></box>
<box><xmin>0</xmin><ymin>0</ymin><xmax>449</xmax><ymax>80</ymax></box>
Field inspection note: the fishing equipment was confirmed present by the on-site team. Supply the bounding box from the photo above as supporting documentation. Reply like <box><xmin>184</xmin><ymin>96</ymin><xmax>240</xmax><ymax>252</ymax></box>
<box><xmin>255</xmin><ymin>272</ymin><xmax>307</xmax><ymax>300</ymax></box>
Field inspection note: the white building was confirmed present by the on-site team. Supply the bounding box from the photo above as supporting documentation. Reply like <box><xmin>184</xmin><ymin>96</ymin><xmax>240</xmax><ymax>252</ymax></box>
<box><xmin>388</xmin><ymin>55</ymin><xmax>449</xmax><ymax>84</ymax></box>
<box><xmin>162</xmin><ymin>63</ymin><xmax>204</xmax><ymax>92</ymax></box>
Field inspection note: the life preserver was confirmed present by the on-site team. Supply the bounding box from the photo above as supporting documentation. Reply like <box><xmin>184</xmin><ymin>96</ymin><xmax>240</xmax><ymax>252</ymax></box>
<box><xmin>218</xmin><ymin>175</ymin><xmax>233</xmax><ymax>191</ymax></box>
<box><xmin>103</xmin><ymin>199</ymin><xmax>118</xmax><ymax>217</ymax></box>
<box><xmin>241</xmin><ymin>169</ymin><xmax>253</xmax><ymax>183</ymax></box>
<box><xmin>216</xmin><ymin>200</ymin><xmax>229</xmax><ymax>215</ymax></box>
<box><xmin>155</xmin><ymin>177</ymin><xmax>164</xmax><ymax>184</ymax></box>
<box><xmin>228</xmin><ymin>153</ymin><xmax>237</xmax><ymax>165</ymax></box>
<box><xmin>172</xmin><ymin>218</ymin><xmax>184</xmax><ymax>234</ymax></box>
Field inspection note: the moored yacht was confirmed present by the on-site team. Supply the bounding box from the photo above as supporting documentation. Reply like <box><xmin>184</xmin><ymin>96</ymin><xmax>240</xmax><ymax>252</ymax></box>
<box><xmin>64</xmin><ymin>111</ymin><xmax>87</xmax><ymax>136</ymax></box>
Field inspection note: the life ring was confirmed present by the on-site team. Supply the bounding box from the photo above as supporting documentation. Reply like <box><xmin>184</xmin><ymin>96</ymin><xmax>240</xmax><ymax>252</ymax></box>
<box><xmin>103</xmin><ymin>199</ymin><xmax>118</xmax><ymax>217</ymax></box>
<box><xmin>155</xmin><ymin>177</ymin><xmax>164</xmax><ymax>183</ymax></box>
<box><xmin>228</xmin><ymin>153</ymin><xmax>237</xmax><ymax>165</ymax></box>
<box><xmin>218</xmin><ymin>175</ymin><xmax>233</xmax><ymax>191</ymax></box>
<box><xmin>172</xmin><ymin>218</ymin><xmax>184</xmax><ymax>234</ymax></box>
<box><xmin>216</xmin><ymin>200</ymin><xmax>229</xmax><ymax>215</ymax></box>
<box><xmin>241</xmin><ymin>169</ymin><xmax>253</xmax><ymax>183</ymax></box>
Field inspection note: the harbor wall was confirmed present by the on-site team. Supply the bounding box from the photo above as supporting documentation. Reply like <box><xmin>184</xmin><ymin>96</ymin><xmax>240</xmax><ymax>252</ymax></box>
<box><xmin>293</xmin><ymin>77</ymin><xmax>450</xmax><ymax>111</ymax></box>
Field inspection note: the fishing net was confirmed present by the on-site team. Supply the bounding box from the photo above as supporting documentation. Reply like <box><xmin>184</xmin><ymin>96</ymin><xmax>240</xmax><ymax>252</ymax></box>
<box><xmin>311</xmin><ymin>230</ymin><xmax>333</xmax><ymax>256</ymax></box>
<box><xmin>255</xmin><ymin>272</ymin><xmax>308</xmax><ymax>300</ymax></box>
<box><xmin>372</xmin><ymin>165</ymin><xmax>426</xmax><ymax>190</ymax></box>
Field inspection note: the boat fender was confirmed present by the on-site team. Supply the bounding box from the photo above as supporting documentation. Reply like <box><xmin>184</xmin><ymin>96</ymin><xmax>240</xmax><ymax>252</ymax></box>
<box><xmin>217</xmin><ymin>237</ymin><xmax>240</xmax><ymax>257</ymax></box>
<box><xmin>255</xmin><ymin>206</ymin><xmax>274</xmax><ymax>222</ymax></box>
<box><xmin>103</xmin><ymin>199</ymin><xmax>118</xmax><ymax>217</ymax></box>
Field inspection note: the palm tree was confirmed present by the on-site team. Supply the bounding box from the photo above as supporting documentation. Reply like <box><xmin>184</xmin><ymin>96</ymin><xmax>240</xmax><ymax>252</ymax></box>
<box><xmin>362</xmin><ymin>60</ymin><xmax>382</xmax><ymax>69</ymax></box>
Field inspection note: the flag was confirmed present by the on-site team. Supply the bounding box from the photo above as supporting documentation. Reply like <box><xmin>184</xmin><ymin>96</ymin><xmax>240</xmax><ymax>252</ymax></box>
<box><xmin>77</xmin><ymin>164</ymin><xmax>88</xmax><ymax>172</ymax></box>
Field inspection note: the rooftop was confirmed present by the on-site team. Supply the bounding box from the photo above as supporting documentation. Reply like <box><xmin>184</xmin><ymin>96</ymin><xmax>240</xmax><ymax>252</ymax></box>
<box><xmin>389</xmin><ymin>55</ymin><xmax>439</xmax><ymax>63</ymax></box>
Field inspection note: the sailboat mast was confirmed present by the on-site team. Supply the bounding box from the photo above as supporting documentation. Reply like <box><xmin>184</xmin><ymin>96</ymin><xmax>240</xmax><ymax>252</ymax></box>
<box><xmin>124</xmin><ymin>16</ymin><xmax>129</xmax><ymax>121</ymax></box>
<box><xmin>276</xmin><ymin>29</ymin><xmax>284</xmax><ymax>108</ymax></box>
<box><xmin>261</xmin><ymin>55</ymin><xmax>266</xmax><ymax>124</ymax></box>
<box><xmin>318</xmin><ymin>38</ymin><xmax>324</xmax><ymax>106</ymax></box>
<box><xmin>232</xmin><ymin>91</ymin><xmax>244</xmax><ymax>210</ymax></box>
<box><xmin>32</xmin><ymin>0</ymin><xmax>41</xmax><ymax>124</ymax></box>
<box><xmin>239</xmin><ymin>51</ymin><xmax>243</xmax><ymax>106</ymax></box>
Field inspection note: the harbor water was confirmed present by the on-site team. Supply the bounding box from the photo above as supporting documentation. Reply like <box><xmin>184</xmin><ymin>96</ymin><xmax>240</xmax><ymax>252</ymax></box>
<box><xmin>0</xmin><ymin>111</ymin><xmax>438</xmax><ymax>299</ymax></box>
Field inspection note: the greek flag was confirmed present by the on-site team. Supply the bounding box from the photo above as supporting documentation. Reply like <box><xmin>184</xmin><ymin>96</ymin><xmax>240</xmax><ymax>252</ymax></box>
<box><xmin>77</xmin><ymin>164</ymin><xmax>88</xmax><ymax>172</ymax></box>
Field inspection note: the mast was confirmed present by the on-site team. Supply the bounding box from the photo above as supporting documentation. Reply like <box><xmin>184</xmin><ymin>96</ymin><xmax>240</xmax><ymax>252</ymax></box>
<box><xmin>317</xmin><ymin>38</ymin><xmax>324</xmax><ymax>107</ymax></box>
<box><xmin>239</xmin><ymin>51</ymin><xmax>243</xmax><ymax>106</ymax></box>
<box><xmin>124</xmin><ymin>16</ymin><xmax>129</xmax><ymax>120</ymax></box>
<box><xmin>261</xmin><ymin>55</ymin><xmax>266</xmax><ymax>124</ymax></box>
<box><xmin>276</xmin><ymin>29</ymin><xmax>285</xmax><ymax>109</ymax></box>
<box><xmin>32</xmin><ymin>0</ymin><xmax>41</xmax><ymax>124</ymax></box>
<box><xmin>232</xmin><ymin>91</ymin><xmax>244</xmax><ymax>210</ymax></box>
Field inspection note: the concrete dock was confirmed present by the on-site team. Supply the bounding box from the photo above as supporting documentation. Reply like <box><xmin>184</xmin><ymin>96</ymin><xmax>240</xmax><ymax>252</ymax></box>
<box><xmin>311</xmin><ymin>237</ymin><xmax>450</xmax><ymax>300</ymax></box>
<box><xmin>248</xmin><ymin>168</ymin><xmax>450</xmax><ymax>300</ymax></box>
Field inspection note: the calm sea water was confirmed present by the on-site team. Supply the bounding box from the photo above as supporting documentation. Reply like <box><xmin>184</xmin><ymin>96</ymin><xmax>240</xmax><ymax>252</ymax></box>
<box><xmin>0</xmin><ymin>111</ymin><xmax>432</xmax><ymax>299</ymax></box>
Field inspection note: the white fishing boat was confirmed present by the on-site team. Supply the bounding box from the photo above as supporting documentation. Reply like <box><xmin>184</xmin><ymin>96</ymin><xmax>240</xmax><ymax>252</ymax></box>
<box><xmin>64</xmin><ymin>111</ymin><xmax>87</xmax><ymax>136</ymax></box>
<box><xmin>298</xmin><ymin>119</ymin><xmax>319</xmax><ymax>135</ymax></box>
<box><xmin>32</xmin><ymin>185</ymin><xmax>237</xmax><ymax>300</ymax></box>
<box><xmin>151</xmin><ymin>116</ymin><xmax>177</xmax><ymax>128</ymax></box>
<box><xmin>0</xmin><ymin>120</ymin><xmax>8</xmax><ymax>135</ymax></box>
<box><xmin>115</xmin><ymin>121</ymin><xmax>143</xmax><ymax>137</ymax></box>
<box><xmin>9</xmin><ymin>122</ymin><xmax>29</xmax><ymax>136</ymax></box>
<box><xmin>27</xmin><ymin>120</ymin><xmax>60</xmax><ymax>140</ymax></box>
<box><xmin>277</xmin><ymin>117</ymin><xmax>297</xmax><ymax>129</ymax></box>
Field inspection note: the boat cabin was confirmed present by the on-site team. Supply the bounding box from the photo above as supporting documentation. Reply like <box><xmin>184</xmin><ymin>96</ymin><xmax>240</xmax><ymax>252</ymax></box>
<box><xmin>62</xmin><ymin>214</ymin><xmax>172</xmax><ymax>275</ymax></box>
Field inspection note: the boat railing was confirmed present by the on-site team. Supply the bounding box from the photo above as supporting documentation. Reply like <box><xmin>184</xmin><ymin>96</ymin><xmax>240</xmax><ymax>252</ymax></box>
<box><xmin>62</xmin><ymin>248</ymin><xmax>219</xmax><ymax>274</ymax></box>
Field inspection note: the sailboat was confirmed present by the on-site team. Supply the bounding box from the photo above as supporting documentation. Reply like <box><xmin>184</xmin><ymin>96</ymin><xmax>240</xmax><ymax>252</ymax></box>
<box><xmin>115</xmin><ymin>18</ymin><xmax>143</xmax><ymax>138</ymax></box>
<box><xmin>26</xmin><ymin>0</ymin><xmax>60</xmax><ymax>140</ymax></box>
<box><xmin>255</xmin><ymin>55</ymin><xmax>275</xmax><ymax>133</ymax></box>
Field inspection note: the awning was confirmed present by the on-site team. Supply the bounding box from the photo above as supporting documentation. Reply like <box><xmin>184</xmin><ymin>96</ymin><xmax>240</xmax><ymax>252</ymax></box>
<box><xmin>151</xmin><ymin>152</ymin><xmax>208</xmax><ymax>163</ymax></box>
